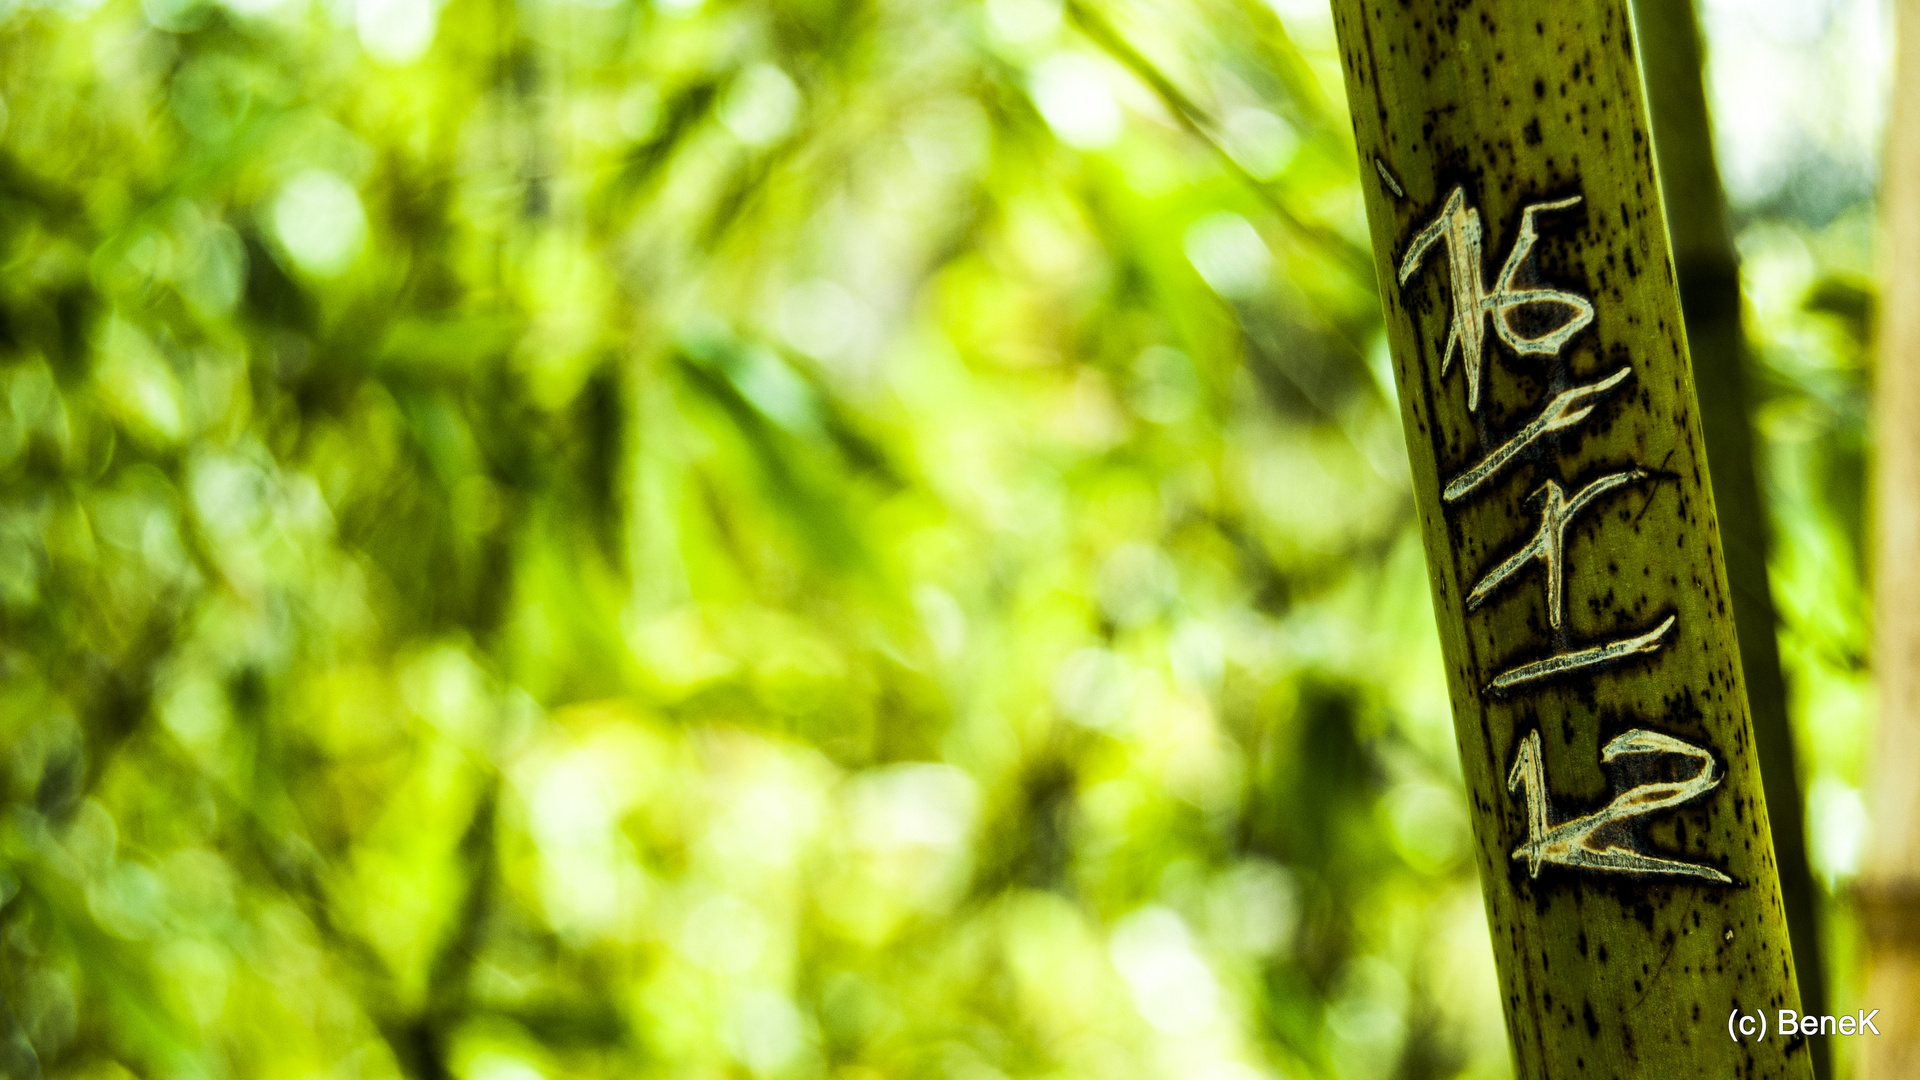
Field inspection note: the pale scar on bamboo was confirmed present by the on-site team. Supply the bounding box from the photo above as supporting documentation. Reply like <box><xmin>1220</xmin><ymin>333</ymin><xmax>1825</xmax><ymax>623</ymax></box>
<box><xmin>1392</xmin><ymin>177</ymin><xmax>1730</xmax><ymax>884</ymax></box>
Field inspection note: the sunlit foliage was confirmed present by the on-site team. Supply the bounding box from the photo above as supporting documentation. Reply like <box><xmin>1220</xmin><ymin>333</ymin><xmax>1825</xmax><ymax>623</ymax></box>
<box><xmin>0</xmin><ymin>0</ymin><xmax>1875</xmax><ymax>1076</ymax></box>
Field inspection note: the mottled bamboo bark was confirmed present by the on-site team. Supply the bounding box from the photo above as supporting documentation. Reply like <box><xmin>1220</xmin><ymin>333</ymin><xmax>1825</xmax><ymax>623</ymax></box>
<box><xmin>1630</xmin><ymin>3</ymin><xmax>1831</xmax><ymax>1076</ymax></box>
<box><xmin>1863</xmin><ymin>0</ymin><xmax>1920</xmax><ymax>1075</ymax></box>
<box><xmin>1325</xmin><ymin>2</ymin><xmax>1810</xmax><ymax>1077</ymax></box>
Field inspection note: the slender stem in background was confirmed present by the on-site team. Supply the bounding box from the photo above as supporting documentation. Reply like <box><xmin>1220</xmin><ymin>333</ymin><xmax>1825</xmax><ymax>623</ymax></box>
<box><xmin>1066</xmin><ymin>0</ymin><xmax>1376</xmax><ymax>285</ymax></box>
<box><xmin>1864</xmin><ymin>0</ymin><xmax>1920</xmax><ymax>1074</ymax></box>
<box><xmin>1630</xmin><ymin>2</ymin><xmax>1830</xmax><ymax>1075</ymax></box>
<box><xmin>1324</xmin><ymin>1</ymin><xmax>1813</xmax><ymax>1075</ymax></box>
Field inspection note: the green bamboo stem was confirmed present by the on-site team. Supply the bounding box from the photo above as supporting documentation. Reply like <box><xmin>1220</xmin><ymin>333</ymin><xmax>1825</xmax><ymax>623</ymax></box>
<box><xmin>1324</xmin><ymin>2</ymin><xmax>1811</xmax><ymax>1076</ymax></box>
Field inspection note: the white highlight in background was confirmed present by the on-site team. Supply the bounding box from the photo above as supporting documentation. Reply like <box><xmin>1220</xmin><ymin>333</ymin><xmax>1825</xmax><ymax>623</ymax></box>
<box><xmin>271</xmin><ymin>170</ymin><xmax>367</xmax><ymax>276</ymax></box>
<box><xmin>357</xmin><ymin>0</ymin><xmax>436</xmax><ymax>64</ymax></box>
<box><xmin>1029</xmin><ymin>53</ymin><xmax>1123</xmax><ymax>149</ymax></box>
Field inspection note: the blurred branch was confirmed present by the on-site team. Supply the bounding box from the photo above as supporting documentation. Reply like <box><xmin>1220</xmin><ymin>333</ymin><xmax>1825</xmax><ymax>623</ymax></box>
<box><xmin>165</xmin><ymin>733</ymin><xmax>451</xmax><ymax>1079</ymax></box>
<box><xmin>1066</xmin><ymin>0</ymin><xmax>1376</xmax><ymax>286</ymax></box>
<box><xmin>1224</xmin><ymin>0</ymin><xmax>1345</xmax><ymax>137</ymax></box>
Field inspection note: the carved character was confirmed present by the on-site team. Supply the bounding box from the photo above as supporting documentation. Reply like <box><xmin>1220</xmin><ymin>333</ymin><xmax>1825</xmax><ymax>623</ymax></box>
<box><xmin>1399</xmin><ymin>186</ymin><xmax>1596</xmax><ymax>413</ymax></box>
<box><xmin>1443</xmin><ymin>368</ymin><xmax>1632</xmax><ymax>503</ymax></box>
<box><xmin>1506</xmin><ymin>727</ymin><xmax>1731</xmax><ymax>883</ymax></box>
<box><xmin>1488</xmin><ymin>614</ymin><xmax>1676</xmax><ymax>692</ymax></box>
<box><xmin>1468</xmin><ymin>469</ymin><xmax>1649</xmax><ymax>628</ymax></box>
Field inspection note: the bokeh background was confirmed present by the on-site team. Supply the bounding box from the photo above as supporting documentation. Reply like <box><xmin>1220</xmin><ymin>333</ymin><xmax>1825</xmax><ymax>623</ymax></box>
<box><xmin>0</xmin><ymin>0</ymin><xmax>1888</xmax><ymax>1076</ymax></box>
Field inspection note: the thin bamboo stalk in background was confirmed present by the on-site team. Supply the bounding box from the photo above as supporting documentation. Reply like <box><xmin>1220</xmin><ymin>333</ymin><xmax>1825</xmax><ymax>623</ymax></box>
<box><xmin>1864</xmin><ymin>0</ymin><xmax>1920</xmax><ymax>1075</ymax></box>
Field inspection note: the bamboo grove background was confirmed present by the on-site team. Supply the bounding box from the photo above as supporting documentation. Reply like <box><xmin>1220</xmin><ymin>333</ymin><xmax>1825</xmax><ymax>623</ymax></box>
<box><xmin>0</xmin><ymin>0</ymin><xmax>1886</xmax><ymax>1077</ymax></box>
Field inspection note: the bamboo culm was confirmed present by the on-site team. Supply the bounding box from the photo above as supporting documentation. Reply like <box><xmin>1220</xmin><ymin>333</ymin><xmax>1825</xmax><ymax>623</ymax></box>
<box><xmin>1325</xmin><ymin>2</ymin><xmax>1811</xmax><ymax>1077</ymax></box>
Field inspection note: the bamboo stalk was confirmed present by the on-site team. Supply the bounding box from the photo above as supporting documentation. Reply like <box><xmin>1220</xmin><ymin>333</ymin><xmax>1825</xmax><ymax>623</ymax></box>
<box><xmin>1324</xmin><ymin>2</ymin><xmax>1811</xmax><ymax>1076</ymax></box>
<box><xmin>1863</xmin><ymin>0</ymin><xmax>1920</xmax><ymax>1076</ymax></box>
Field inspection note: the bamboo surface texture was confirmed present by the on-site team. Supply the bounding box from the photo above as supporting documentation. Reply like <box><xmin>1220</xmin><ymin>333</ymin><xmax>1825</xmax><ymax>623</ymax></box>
<box><xmin>1325</xmin><ymin>2</ymin><xmax>1811</xmax><ymax>1077</ymax></box>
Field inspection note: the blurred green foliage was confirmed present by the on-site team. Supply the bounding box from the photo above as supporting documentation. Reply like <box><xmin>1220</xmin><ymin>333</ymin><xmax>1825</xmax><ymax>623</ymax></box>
<box><xmin>0</xmin><ymin>0</ymin><xmax>1878</xmax><ymax>1076</ymax></box>
<box><xmin>0</xmin><ymin>0</ymin><xmax>1505</xmax><ymax>1075</ymax></box>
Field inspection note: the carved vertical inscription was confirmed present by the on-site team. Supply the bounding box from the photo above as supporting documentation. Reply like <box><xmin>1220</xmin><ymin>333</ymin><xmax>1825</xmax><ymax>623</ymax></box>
<box><xmin>1398</xmin><ymin>184</ymin><xmax>1729</xmax><ymax>885</ymax></box>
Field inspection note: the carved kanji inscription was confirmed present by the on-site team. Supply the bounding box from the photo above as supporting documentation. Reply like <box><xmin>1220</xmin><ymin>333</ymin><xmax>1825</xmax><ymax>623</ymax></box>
<box><xmin>1395</xmin><ymin>182</ymin><xmax>1723</xmax><ymax>883</ymax></box>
